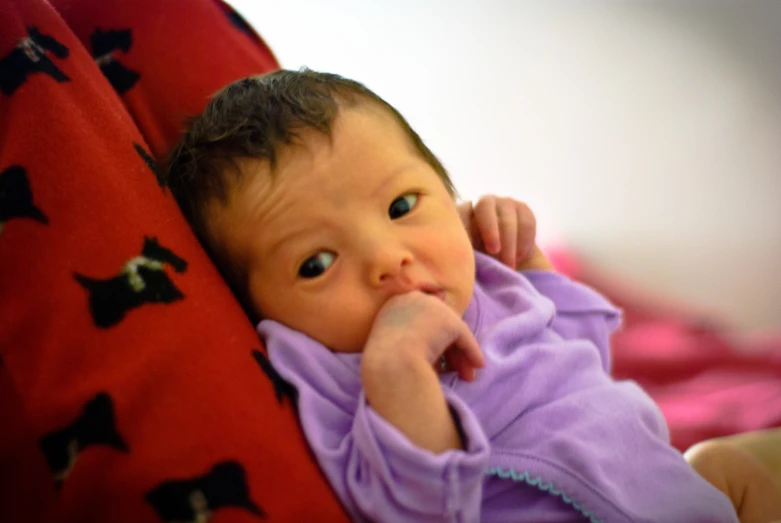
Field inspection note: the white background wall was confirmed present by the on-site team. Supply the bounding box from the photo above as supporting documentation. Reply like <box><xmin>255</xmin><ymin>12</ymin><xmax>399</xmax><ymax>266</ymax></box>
<box><xmin>229</xmin><ymin>0</ymin><xmax>781</xmax><ymax>333</ymax></box>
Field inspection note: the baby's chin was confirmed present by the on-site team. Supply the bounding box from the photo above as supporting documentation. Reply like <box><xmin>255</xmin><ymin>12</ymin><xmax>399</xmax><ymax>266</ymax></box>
<box><xmin>307</xmin><ymin>324</ymin><xmax>371</xmax><ymax>355</ymax></box>
<box><xmin>323</xmin><ymin>337</ymin><xmax>369</xmax><ymax>355</ymax></box>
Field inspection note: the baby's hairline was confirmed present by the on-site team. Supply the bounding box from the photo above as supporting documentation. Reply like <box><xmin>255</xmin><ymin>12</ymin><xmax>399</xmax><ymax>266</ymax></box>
<box><xmin>218</xmin><ymin>136</ymin><xmax>458</xmax><ymax>210</ymax></box>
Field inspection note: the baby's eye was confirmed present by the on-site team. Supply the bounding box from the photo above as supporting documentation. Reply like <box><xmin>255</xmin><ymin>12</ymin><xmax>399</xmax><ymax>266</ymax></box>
<box><xmin>388</xmin><ymin>193</ymin><xmax>418</xmax><ymax>219</ymax></box>
<box><xmin>298</xmin><ymin>251</ymin><xmax>335</xmax><ymax>279</ymax></box>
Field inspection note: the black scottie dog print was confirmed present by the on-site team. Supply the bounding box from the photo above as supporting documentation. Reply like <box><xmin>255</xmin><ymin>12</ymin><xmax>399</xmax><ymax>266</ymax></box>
<box><xmin>0</xmin><ymin>27</ymin><xmax>69</xmax><ymax>96</ymax></box>
<box><xmin>146</xmin><ymin>461</ymin><xmax>266</xmax><ymax>522</ymax></box>
<box><xmin>74</xmin><ymin>236</ymin><xmax>188</xmax><ymax>328</ymax></box>
<box><xmin>90</xmin><ymin>28</ymin><xmax>139</xmax><ymax>94</ymax></box>
<box><xmin>0</xmin><ymin>165</ymin><xmax>48</xmax><ymax>236</ymax></box>
<box><xmin>39</xmin><ymin>392</ymin><xmax>129</xmax><ymax>483</ymax></box>
<box><xmin>251</xmin><ymin>350</ymin><xmax>297</xmax><ymax>406</ymax></box>
<box><xmin>134</xmin><ymin>142</ymin><xmax>164</xmax><ymax>188</ymax></box>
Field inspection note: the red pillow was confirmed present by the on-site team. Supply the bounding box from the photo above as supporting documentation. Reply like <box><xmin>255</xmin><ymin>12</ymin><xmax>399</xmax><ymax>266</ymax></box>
<box><xmin>0</xmin><ymin>0</ymin><xmax>347</xmax><ymax>521</ymax></box>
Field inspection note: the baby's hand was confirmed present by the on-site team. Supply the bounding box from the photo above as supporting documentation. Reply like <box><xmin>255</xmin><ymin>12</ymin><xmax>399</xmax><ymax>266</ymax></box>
<box><xmin>361</xmin><ymin>293</ymin><xmax>485</xmax><ymax>453</ymax></box>
<box><xmin>364</xmin><ymin>291</ymin><xmax>485</xmax><ymax>381</ymax></box>
<box><xmin>457</xmin><ymin>196</ymin><xmax>552</xmax><ymax>271</ymax></box>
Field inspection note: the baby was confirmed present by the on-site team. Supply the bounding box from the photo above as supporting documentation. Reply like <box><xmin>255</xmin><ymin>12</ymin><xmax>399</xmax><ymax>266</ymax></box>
<box><xmin>165</xmin><ymin>69</ymin><xmax>746</xmax><ymax>522</ymax></box>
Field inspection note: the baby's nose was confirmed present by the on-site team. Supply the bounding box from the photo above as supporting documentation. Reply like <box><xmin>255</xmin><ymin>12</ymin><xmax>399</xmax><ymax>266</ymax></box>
<box><xmin>367</xmin><ymin>243</ymin><xmax>413</xmax><ymax>288</ymax></box>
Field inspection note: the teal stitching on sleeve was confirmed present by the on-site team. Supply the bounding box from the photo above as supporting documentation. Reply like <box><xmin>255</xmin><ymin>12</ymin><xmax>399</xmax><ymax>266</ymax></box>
<box><xmin>485</xmin><ymin>467</ymin><xmax>603</xmax><ymax>523</ymax></box>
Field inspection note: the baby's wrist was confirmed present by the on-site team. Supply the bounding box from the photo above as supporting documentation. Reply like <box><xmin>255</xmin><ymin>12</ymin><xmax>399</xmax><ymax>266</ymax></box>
<box><xmin>361</xmin><ymin>347</ymin><xmax>462</xmax><ymax>454</ymax></box>
<box><xmin>516</xmin><ymin>245</ymin><xmax>555</xmax><ymax>272</ymax></box>
<box><xmin>362</xmin><ymin>341</ymin><xmax>432</xmax><ymax>385</ymax></box>
<box><xmin>361</xmin><ymin>344</ymin><xmax>444</xmax><ymax>421</ymax></box>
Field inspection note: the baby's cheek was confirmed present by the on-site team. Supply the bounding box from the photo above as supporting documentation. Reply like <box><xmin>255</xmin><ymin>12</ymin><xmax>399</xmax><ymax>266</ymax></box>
<box><xmin>448</xmin><ymin>225</ymin><xmax>477</xmax><ymax>265</ymax></box>
<box><xmin>432</xmin><ymin>225</ymin><xmax>472</xmax><ymax>266</ymax></box>
<box><xmin>441</xmin><ymin>227</ymin><xmax>477</xmax><ymax>309</ymax></box>
<box><xmin>311</xmin><ymin>295</ymin><xmax>376</xmax><ymax>354</ymax></box>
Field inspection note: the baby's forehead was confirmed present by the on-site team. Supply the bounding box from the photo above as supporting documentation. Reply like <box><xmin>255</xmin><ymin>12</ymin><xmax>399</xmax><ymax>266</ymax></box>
<box><xmin>220</xmin><ymin>104</ymin><xmax>422</xmax><ymax>206</ymax></box>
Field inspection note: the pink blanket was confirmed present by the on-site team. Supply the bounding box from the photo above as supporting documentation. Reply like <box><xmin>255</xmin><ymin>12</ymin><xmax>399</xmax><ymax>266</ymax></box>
<box><xmin>545</xmin><ymin>247</ymin><xmax>781</xmax><ymax>451</ymax></box>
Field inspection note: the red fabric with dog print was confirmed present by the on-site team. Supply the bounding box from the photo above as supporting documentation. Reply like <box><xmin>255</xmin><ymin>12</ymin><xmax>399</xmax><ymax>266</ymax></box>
<box><xmin>0</xmin><ymin>0</ymin><xmax>347</xmax><ymax>521</ymax></box>
<box><xmin>49</xmin><ymin>0</ymin><xmax>281</xmax><ymax>160</ymax></box>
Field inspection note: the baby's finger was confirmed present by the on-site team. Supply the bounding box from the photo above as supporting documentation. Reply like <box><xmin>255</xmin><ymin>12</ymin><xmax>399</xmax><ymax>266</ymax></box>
<box><xmin>442</xmin><ymin>347</ymin><xmax>476</xmax><ymax>381</ymax></box>
<box><xmin>452</xmin><ymin>320</ymin><xmax>484</xmax><ymax>371</ymax></box>
<box><xmin>515</xmin><ymin>203</ymin><xmax>537</xmax><ymax>262</ymax></box>
<box><xmin>497</xmin><ymin>200</ymin><xmax>518</xmax><ymax>268</ymax></box>
<box><xmin>473</xmin><ymin>196</ymin><xmax>500</xmax><ymax>254</ymax></box>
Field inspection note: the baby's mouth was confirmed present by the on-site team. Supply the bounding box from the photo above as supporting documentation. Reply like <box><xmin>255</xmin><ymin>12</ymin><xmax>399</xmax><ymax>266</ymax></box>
<box><xmin>421</xmin><ymin>288</ymin><xmax>447</xmax><ymax>302</ymax></box>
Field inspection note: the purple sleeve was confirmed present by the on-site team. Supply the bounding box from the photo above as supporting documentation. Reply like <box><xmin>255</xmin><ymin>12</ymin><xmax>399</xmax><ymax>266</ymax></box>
<box><xmin>348</xmin><ymin>390</ymin><xmax>490</xmax><ymax>521</ymax></box>
<box><xmin>523</xmin><ymin>270</ymin><xmax>621</xmax><ymax>372</ymax></box>
<box><xmin>260</xmin><ymin>320</ymin><xmax>491</xmax><ymax>522</ymax></box>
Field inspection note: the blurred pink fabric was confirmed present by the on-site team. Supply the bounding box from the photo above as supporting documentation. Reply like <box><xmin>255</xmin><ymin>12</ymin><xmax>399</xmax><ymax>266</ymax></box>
<box><xmin>545</xmin><ymin>246</ymin><xmax>781</xmax><ymax>451</ymax></box>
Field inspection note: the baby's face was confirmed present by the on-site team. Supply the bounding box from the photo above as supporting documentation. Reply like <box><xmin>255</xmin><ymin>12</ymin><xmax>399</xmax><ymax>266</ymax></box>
<box><xmin>209</xmin><ymin>105</ymin><xmax>475</xmax><ymax>353</ymax></box>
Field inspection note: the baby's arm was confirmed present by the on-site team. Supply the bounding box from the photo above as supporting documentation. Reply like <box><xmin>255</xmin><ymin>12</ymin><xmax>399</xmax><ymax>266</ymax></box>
<box><xmin>523</xmin><ymin>269</ymin><xmax>621</xmax><ymax>371</ymax></box>
<box><xmin>262</xmin><ymin>315</ymin><xmax>490</xmax><ymax>522</ymax></box>
<box><xmin>459</xmin><ymin>196</ymin><xmax>619</xmax><ymax>369</ymax></box>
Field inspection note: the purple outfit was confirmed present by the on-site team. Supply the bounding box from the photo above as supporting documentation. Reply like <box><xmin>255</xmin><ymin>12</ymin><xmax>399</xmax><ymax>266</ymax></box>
<box><xmin>258</xmin><ymin>252</ymin><xmax>736</xmax><ymax>522</ymax></box>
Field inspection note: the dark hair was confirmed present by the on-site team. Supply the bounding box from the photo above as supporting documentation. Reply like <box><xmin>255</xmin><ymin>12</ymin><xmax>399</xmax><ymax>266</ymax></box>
<box><xmin>164</xmin><ymin>68</ymin><xmax>455</xmax><ymax>315</ymax></box>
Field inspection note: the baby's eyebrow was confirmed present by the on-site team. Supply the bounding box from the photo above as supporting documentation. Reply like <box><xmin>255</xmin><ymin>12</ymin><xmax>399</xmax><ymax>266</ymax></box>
<box><xmin>267</xmin><ymin>227</ymin><xmax>314</xmax><ymax>255</ymax></box>
<box><xmin>371</xmin><ymin>164</ymin><xmax>419</xmax><ymax>199</ymax></box>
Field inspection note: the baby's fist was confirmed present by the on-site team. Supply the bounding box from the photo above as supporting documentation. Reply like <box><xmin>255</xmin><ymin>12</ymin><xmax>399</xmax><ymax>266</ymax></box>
<box><xmin>458</xmin><ymin>196</ymin><xmax>551</xmax><ymax>271</ymax></box>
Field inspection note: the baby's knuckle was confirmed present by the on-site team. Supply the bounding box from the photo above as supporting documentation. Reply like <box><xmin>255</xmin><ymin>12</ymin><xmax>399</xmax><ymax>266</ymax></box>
<box><xmin>497</xmin><ymin>200</ymin><xmax>516</xmax><ymax>214</ymax></box>
<box><xmin>476</xmin><ymin>195</ymin><xmax>496</xmax><ymax>208</ymax></box>
<box><xmin>519</xmin><ymin>210</ymin><xmax>536</xmax><ymax>227</ymax></box>
<box><xmin>497</xmin><ymin>214</ymin><xmax>516</xmax><ymax>226</ymax></box>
